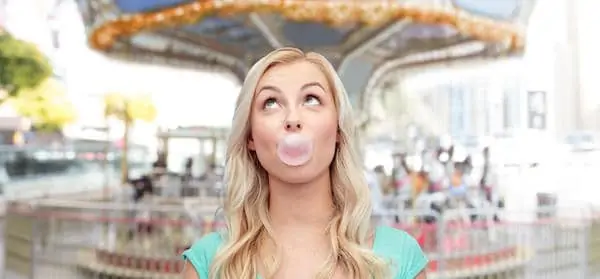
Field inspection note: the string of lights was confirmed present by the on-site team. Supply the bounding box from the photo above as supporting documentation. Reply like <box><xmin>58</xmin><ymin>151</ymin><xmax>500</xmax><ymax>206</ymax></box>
<box><xmin>89</xmin><ymin>0</ymin><xmax>525</xmax><ymax>52</ymax></box>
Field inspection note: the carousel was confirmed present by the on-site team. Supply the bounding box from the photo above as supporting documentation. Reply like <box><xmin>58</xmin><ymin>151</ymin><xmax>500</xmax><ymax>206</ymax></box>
<box><xmin>77</xmin><ymin>0</ymin><xmax>534</xmax><ymax>109</ymax></box>
<box><xmin>70</xmin><ymin>0</ymin><xmax>536</xmax><ymax>278</ymax></box>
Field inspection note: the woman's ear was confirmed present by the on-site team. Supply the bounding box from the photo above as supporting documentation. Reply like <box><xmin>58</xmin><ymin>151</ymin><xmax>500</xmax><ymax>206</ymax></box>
<box><xmin>248</xmin><ymin>135</ymin><xmax>256</xmax><ymax>151</ymax></box>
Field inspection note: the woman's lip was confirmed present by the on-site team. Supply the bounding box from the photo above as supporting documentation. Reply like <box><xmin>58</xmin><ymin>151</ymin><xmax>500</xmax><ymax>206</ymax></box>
<box><xmin>278</xmin><ymin>151</ymin><xmax>311</xmax><ymax>167</ymax></box>
<box><xmin>282</xmin><ymin>146</ymin><xmax>308</xmax><ymax>158</ymax></box>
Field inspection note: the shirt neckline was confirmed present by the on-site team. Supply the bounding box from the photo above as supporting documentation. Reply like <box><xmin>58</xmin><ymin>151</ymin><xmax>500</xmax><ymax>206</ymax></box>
<box><xmin>256</xmin><ymin>226</ymin><xmax>382</xmax><ymax>279</ymax></box>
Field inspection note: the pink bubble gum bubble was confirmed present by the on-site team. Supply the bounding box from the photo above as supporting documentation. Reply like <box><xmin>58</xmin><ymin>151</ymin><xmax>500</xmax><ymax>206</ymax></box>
<box><xmin>277</xmin><ymin>134</ymin><xmax>313</xmax><ymax>167</ymax></box>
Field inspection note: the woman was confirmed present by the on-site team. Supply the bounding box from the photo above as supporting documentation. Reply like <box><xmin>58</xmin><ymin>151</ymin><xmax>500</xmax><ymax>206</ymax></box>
<box><xmin>182</xmin><ymin>48</ymin><xmax>427</xmax><ymax>279</ymax></box>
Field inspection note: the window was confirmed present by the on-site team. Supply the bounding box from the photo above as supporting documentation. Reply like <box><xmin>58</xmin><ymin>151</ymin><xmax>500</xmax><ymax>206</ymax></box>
<box><xmin>502</xmin><ymin>90</ymin><xmax>511</xmax><ymax>129</ymax></box>
<box><xmin>502</xmin><ymin>77</ymin><xmax>523</xmax><ymax>130</ymax></box>
<box><xmin>449</xmin><ymin>83</ymin><xmax>466</xmax><ymax>137</ymax></box>
<box><xmin>51</xmin><ymin>29</ymin><xmax>59</xmax><ymax>49</ymax></box>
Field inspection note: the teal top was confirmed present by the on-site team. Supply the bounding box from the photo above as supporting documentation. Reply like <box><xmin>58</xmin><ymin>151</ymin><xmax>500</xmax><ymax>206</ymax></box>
<box><xmin>182</xmin><ymin>226</ymin><xmax>428</xmax><ymax>279</ymax></box>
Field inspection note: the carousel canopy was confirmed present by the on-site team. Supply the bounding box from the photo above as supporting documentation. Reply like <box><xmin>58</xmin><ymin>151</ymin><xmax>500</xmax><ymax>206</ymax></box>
<box><xmin>77</xmin><ymin>0</ymin><xmax>535</xmax><ymax>106</ymax></box>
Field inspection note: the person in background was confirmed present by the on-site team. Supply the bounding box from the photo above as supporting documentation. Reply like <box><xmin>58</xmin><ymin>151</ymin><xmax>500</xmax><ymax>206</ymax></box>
<box><xmin>127</xmin><ymin>175</ymin><xmax>155</xmax><ymax>239</ymax></box>
<box><xmin>411</xmin><ymin>169</ymin><xmax>429</xmax><ymax>200</ymax></box>
<box><xmin>182</xmin><ymin>157</ymin><xmax>194</xmax><ymax>186</ymax></box>
<box><xmin>365</xmin><ymin>168</ymin><xmax>387</xmax><ymax>223</ymax></box>
<box><xmin>373</xmin><ymin>165</ymin><xmax>392</xmax><ymax>195</ymax></box>
<box><xmin>479</xmin><ymin>147</ymin><xmax>503</xmax><ymax>220</ymax></box>
<box><xmin>391</xmin><ymin>152</ymin><xmax>410</xmax><ymax>197</ymax></box>
<box><xmin>480</xmin><ymin>147</ymin><xmax>495</xmax><ymax>201</ymax></box>
<box><xmin>153</xmin><ymin>152</ymin><xmax>167</xmax><ymax>170</ymax></box>
<box><xmin>450</xmin><ymin>162</ymin><xmax>469</xmax><ymax>198</ymax></box>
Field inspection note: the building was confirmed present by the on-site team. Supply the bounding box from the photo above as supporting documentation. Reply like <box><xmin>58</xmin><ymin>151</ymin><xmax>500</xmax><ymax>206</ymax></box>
<box><xmin>376</xmin><ymin>0</ymin><xmax>600</xmax><ymax>145</ymax></box>
<box><xmin>383</xmin><ymin>58</ymin><xmax>523</xmax><ymax>142</ymax></box>
<box><xmin>561</xmin><ymin>0</ymin><xmax>600</xmax><ymax>134</ymax></box>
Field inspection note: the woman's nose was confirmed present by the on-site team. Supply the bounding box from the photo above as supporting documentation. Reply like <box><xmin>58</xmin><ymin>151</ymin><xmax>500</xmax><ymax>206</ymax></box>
<box><xmin>284</xmin><ymin>120</ymin><xmax>302</xmax><ymax>132</ymax></box>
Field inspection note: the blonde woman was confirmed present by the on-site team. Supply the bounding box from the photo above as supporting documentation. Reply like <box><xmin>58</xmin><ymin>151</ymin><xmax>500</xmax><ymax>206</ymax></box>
<box><xmin>182</xmin><ymin>48</ymin><xmax>427</xmax><ymax>279</ymax></box>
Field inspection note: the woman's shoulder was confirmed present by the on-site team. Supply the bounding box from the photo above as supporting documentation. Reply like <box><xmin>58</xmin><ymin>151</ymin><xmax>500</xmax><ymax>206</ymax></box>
<box><xmin>374</xmin><ymin>226</ymin><xmax>428</xmax><ymax>279</ymax></box>
<box><xmin>182</xmin><ymin>232</ymin><xmax>224</xmax><ymax>277</ymax></box>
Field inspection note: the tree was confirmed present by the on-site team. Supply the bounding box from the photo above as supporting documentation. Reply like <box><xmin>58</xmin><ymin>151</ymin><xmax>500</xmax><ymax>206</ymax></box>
<box><xmin>0</xmin><ymin>30</ymin><xmax>53</xmax><ymax>101</ymax></box>
<box><xmin>104</xmin><ymin>93</ymin><xmax>157</xmax><ymax>183</ymax></box>
<box><xmin>9</xmin><ymin>78</ymin><xmax>77</xmax><ymax>131</ymax></box>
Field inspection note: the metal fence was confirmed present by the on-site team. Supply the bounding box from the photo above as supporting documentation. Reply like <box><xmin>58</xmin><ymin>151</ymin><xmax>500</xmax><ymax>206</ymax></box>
<box><xmin>2</xmin><ymin>199</ymin><xmax>600</xmax><ymax>279</ymax></box>
<box><xmin>0</xmin><ymin>144</ymin><xmax>152</xmax><ymax>200</ymax></box>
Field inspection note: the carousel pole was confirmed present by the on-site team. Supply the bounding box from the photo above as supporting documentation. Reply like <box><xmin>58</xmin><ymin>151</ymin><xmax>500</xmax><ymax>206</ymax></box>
<box><xmin>354</xmin><ymin>111</ymin><xmax>369</xmax><ymax>164</ymax></box>
<box><xmin>120</xmin><ymin>100</ymin><xmax>130</xmax><ymax>184</ymax></box>
<box><xmin>407</xmin><ymin>124</ymin><xmax>418</xmax><ymax>213</ymax></box>
<box><xmin>210</xmin><ymin>137</ymin><xmax>217</xmax><ymax>166</ymax></box>
<box><xmin>161</xmin><ymin>129</ymin><xmax>168</xmax><ymax>163</ymax></box>
<box><xmin>102</xmin><ymin>118</ymin><xmax>111</xmax><ymax>199</ymax></box>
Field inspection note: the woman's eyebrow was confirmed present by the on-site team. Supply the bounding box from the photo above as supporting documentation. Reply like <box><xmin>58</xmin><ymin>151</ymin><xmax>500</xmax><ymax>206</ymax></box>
<box><xmin>257</xmin><ymin>85</ymin><xmax>281</xmax><ymax>95</ymax></box>
<box><xmin>257</xmin><ymin>81</ymin><xmax>325</xmax><ymax>95</ymax></box>
<box><xmin>301</xmin><ymin>82</ymin><xmax>325</xmax><ymax>91</ymax></box>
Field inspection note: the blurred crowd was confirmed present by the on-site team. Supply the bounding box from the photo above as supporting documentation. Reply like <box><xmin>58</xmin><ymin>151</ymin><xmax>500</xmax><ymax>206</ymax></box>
<box><xmin>366</xmin><ymin>140</ymin><xmax>502</xmax><ymax>225</ymax></box>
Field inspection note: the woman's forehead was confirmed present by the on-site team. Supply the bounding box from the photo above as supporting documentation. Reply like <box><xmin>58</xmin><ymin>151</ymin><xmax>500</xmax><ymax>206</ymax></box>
<box><xmin>257</xmin><ymin>61</ymin><xmax>330</xmax><ymax>91</ymax></box>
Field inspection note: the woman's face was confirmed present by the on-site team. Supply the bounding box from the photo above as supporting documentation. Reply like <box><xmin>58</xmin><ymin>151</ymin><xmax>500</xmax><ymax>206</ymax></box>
<box><xmin>249</xmin><ymin>60</ymin><xmax>338</xmax><ymax>184</ymax></box>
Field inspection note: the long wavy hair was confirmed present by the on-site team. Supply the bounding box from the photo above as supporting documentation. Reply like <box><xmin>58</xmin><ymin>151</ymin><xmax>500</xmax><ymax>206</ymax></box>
<box><xmin>209</xmin><ymin>48</ymin><xmax>390</xmax><ymax>279</ymax></box>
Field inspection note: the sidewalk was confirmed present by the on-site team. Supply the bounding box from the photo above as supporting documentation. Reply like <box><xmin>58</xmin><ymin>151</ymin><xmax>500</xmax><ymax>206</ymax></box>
<box><xmin>0</xmin><ymin>185</ymin><xmax>119</xmax><ymax>217</ymax></box>
<box><xmin>49</xmin><ymin>186</ymin><xmax>117</xmax><ymax>201</ymax></box>
<box><xmin>2</xmin><ymin>170</ymin><xmax>119</xmax><ymax>201</ymax></box>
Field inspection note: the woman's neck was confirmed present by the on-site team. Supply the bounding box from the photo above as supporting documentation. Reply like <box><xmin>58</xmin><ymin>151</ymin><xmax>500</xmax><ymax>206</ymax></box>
<box><xmin>268</xmin><ymin>170</ymin><xmax>335</xmax><ymax>230</ymax></box>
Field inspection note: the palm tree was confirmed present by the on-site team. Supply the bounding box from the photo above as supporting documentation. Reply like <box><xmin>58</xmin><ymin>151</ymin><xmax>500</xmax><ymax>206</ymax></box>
<box><xmin>104</xmin><ymin>93</ymin><xmax>157</xmax><ymax>183</ymax></box>
<box><xmin>9</xmin><ymin>78</ymin><xmax>76</xmax><ymax>132</ymax></box>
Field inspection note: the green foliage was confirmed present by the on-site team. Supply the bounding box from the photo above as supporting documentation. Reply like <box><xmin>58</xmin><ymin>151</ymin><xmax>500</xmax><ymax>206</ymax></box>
<box><xmin>0</xmin><ymin>31</ymin><xmax>53</xmax><ymax>98</ymax></box>
<box><xmin>10</xmin><ymin>79</ymin><xmax>77</xmax><ymax>131</ymax></box>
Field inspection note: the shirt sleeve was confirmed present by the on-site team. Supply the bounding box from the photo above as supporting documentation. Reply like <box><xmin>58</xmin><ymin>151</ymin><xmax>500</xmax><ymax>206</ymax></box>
<box><xmin>377</xmin><ymin>227</ymin><xmax>428</xmax><ymax>279</ymax></box>
<box><xmin>397</xmin><ymin>231</ymin><xmax>428</xmax><ymax>279</ymax></box>
<box><xmin>182</xmin><ymin>232</ymin><xmax>222</xmax><ymax>278</ymax></box>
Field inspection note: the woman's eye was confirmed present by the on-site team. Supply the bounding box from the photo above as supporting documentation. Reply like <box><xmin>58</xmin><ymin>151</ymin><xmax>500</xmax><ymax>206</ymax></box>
<box><xmin>263</xmin><ymin>98</ymin><xmax>279</xmax><ymax>109</ymax></box>
<box><xmin>304</xmin><ymin>95</ymin><xmax>321</xmax><ymax>106</ymax></box>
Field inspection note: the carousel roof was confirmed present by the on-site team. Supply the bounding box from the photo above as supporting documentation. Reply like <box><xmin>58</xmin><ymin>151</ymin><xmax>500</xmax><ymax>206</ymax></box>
<box><xmin>76</xmin><ymin>0</ymin><xmax>535</xmax><ymax>105</ymax></box>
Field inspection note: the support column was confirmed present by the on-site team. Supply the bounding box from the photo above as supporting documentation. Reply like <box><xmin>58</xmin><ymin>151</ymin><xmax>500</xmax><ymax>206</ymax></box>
<box><xmin>337</xmin><ymin>22</ymin><xmax>409</xmax><ymax>108</ymax></box>
<box><xmin>337</xmin><ymin>58</ymin><xmax>379</xmax><ymax>161</ymax></box>
<box><xmin>339</xmin><ymin>57</ymin><xmax>377</xmax><ymax>108</ymax></box>
<box><xmin>210</xmin><ymin>137</ymin><xmax>217</xmax><ymax>166</ymax></box>
<box><xmin>336</xmin><ymin>23</ymin><xmax>409</xmax><ymax>160</ymax></box>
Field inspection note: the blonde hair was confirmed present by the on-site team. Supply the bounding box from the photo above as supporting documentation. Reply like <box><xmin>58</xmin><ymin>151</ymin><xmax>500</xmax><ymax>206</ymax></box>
<box><xmin>209</xmin><ymin>48</ymin><xmax>390</xmax><ymax>279</ymax></box>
